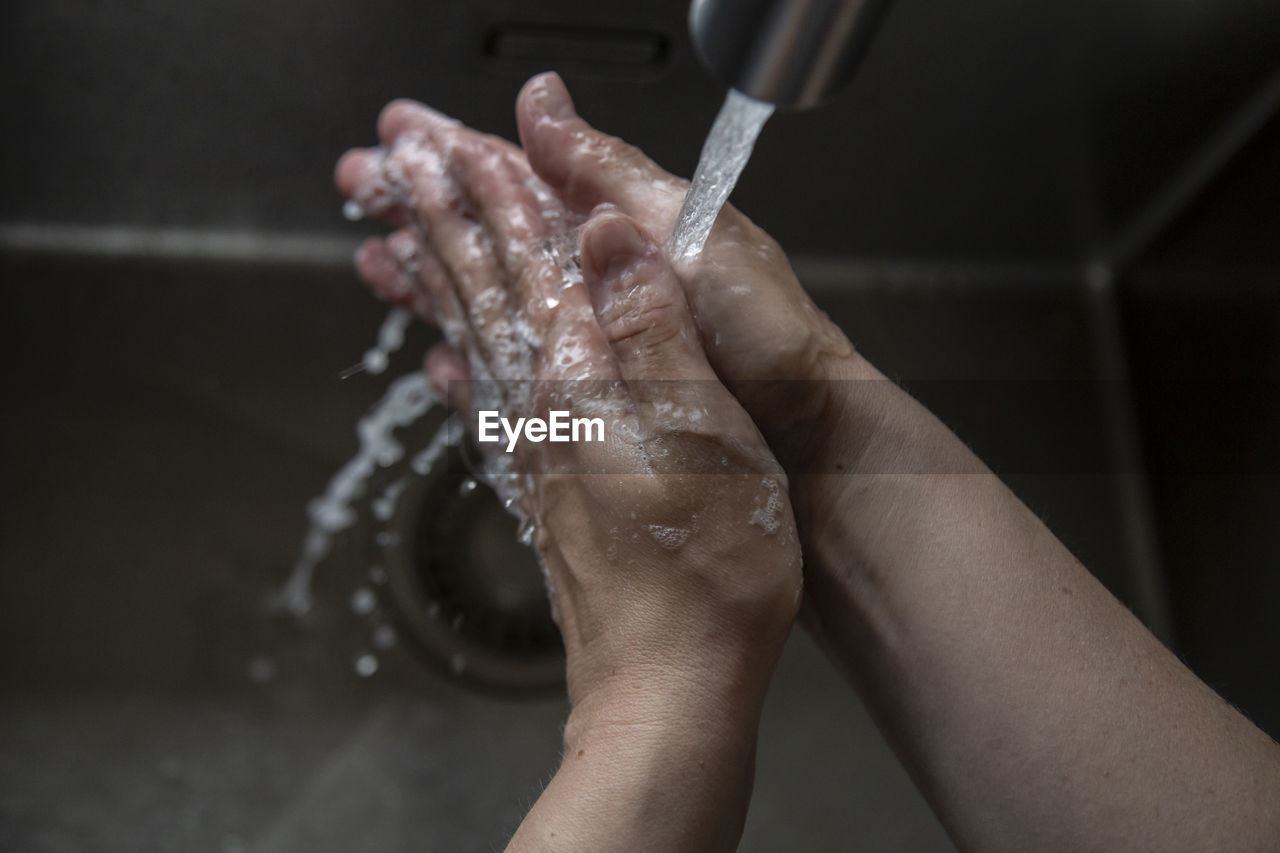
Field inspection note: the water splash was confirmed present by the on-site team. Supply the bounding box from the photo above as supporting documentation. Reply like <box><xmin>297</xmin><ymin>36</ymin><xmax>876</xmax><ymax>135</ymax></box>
<box><xmin>362</xmin><ymin>307</ymin><xmax>412</xmax><ymax>375</ymax></box>
<box><xmin>645</xmin><ymin>524</ymin><xmax>690</xmax><ymax>549</ymax></box>
<box><xmin>748</xmin><ymin>475</ymin><xmax>785</xmax><ymax>535</ymax></box>
<box><xmin>668</xmin><ymin>89</ymin><xmax>775</xmax><ymax>261</ymax></box>
<box><xmin>246</xmin><ymin>656</ymin><xmax>277</xmax><ymax>685</ymax></box>
<box><xmin>275</xmin><ymin>370</ymin><xmax>439</xmax><ymax>617</ymax></box>
<box><xmin>371</xmin><ymin>623</ymin><xmax>397</xmax><ymax>650</ymax></box>
<box><xmin>350</xmin><ymin>586</ymin><xmax>377</xmax><ymax>616</ymax></box>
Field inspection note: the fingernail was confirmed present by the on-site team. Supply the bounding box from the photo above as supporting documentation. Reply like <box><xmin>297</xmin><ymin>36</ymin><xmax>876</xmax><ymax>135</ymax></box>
<box><xmin>583</xmin><ymin>216</ymin><xmax>650</xmax><ymax>286</ymax></box>
<box><xmin>534</xmin><ymin>72</ymin><xmax>576</xmax><ymax>122</ymax></box>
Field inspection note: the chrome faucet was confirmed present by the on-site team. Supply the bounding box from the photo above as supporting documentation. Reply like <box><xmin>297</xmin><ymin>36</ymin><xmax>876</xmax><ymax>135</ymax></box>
<box><xmin>688</xmin><ymin>0</ymin><xmax>893</xmax><ymax>108</ymax></box>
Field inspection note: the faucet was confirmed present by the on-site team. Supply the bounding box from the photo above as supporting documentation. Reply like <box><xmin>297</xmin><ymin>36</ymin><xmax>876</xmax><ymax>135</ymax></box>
<box><xmin>688</xmin><ymin>0</ymin><xmax>893</xmax><ymax>109</ymax></box>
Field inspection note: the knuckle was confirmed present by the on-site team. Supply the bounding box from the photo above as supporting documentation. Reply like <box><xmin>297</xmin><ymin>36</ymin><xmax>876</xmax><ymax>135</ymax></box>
<box><xmin>570</xmin><ymin>130</ymin><xmax>647</xmax><ymax>177</ymax></box>
<box><xmin>756</xmin><ymin>231</ymin><xmax>788</xmax><ymax>266</ymax></box>
<box><xmin>597</xmin><ymin>288</ymin><xmax>683</xmax><ymax>353</ymax></box>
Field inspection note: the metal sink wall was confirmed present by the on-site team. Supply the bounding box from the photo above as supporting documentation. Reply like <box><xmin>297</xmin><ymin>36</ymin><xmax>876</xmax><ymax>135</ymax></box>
<box><xmin>1</xmin><ymin>250</ymin><xmax>1135</xmax><ymax>852</ymax></box>
<box><xmin>5</xmin><ymin>0</ymin><xmax>1279</xmax><ymax>259</ymax></box>
<box><xmin>0</xmin><ymin>253</ymin><xmax>965</xmax><ymax>851</ymax></box>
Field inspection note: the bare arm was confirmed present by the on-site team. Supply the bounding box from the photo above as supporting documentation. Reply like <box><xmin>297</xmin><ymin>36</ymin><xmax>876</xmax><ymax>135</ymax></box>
<box><xmin>797</xmin><ymin>354</ymin><xmax>1280</xmax><ymax>850</ymax></box>
<box><xmin>337</xmin><ymin>113</ymin><xmax>800</xmax><ymax>849</ymax></box>
<box><xmin>341</xmin><ymin>70</ymin><xmax>1280</xmax><ymax>851</ymax></box>
<box><xmin>509</xmin><ymin>70</ymin><xmax>1280</xmax><ymax>851</ymax></box>
<box><xmin>507</xmin><ymin>667</ymin><xmax>767</xmax><ymax>851</ymax></box>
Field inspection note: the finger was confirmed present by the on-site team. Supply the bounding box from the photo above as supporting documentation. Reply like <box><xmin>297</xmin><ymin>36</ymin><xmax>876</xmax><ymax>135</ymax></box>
<box><xmin>383</xmin><ymin>133</ymin><xmax>515</xmax><ymax>369</ymax></box>
<box><xmin>374</xmin><ymin>97</ymin><xmax>587</xmax><ymax>385</ymax></box>
<box><xmin>334</xmin><ymin>148</ymin><xmax>412</xmax><ymax>227</ymax></box>
<box><xmin>581</xmin><ymin>212</ymin><xmax>779</xmax><ymax>472</ymax></box>
<box><xmin>377</xmin><ymin>97</ymin><xmax>579</xmax><ymax>234</ymax></box>
<box><xmin>377</xmin><ymin>98</ymin><xmax>457</xmax><ymax>146</ymax></box>
<box><xmin>424</xmin><ymin>344</ymin><xmax>471</xmax><ymax>412</ymax></box>
<box><xmin>378</xmin><ymin>99</ymin><xmax>525</xmax><ymax>162</ymax></box>
<box><xmin>516</xmin><ymin>72</ymin><xmax>686</xmax><ymax>220</ymax></box>
<box><xmin>354</xmin><ymin>235</ymin><xmax>431</xmax><ymax>318</ymax></box>
<box><xmin>449</xmin><ymin>138</ymin><xmax>568</xmax><ymax>325</ymax></box>
<box><xmin>452</xmin><ymin>136</ymin><xmax>595</xmax><ymax>334</ymax></box>
<box><xmin>580</xmin><ymin>212</ymin><xmax>719</xmax><ymax>388</ymax></box>
<box><xmin>377</xmin><ymin>228</ymin><xmax>441</xmax><ymax>323</ymax></box>
<box><xmin>383</xmin><ymin>228</ymin><xmax>471</xmax><ymax>352</ymax></box>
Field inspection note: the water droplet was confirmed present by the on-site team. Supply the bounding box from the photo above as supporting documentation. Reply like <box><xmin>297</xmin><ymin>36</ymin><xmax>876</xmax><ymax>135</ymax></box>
<box><xmin>458</xmin><ymin>477</ymin><xmax>478</xmax><ymax>496</ymax></box>
<box><xmin>362</xmin><ymin>348</ymin><xmax>389</xmax><ymax>376</ymax></box>
<box><xmin>375</xmin><ymin>531</ymin><xmax>400</xmax><ymax>548</ymax></box>
<box><xmin>372</xmin><ymin>623</ymin><xmax>397</xmax><ymax>650</ymax></box>
<box><xmin>426</xmin><ymin>601</ymin><xmax>441</xmax><ymax>619</ymax></box>
<box><xmin>449</xmin><ymin>652</ymin><xmax>467</xmax><ymax>674</ymax></box>
<box><xmin>369</xmin><ymin>564</ymin><xmax>388</xmax><ymax>585</ymax></box>
<box><xmin>354</xmin><ymin>654</ymin><xmax>379</xmax><ymax>677</ymax></box>
<box><xmin>342</xmin><ymin>199</ymin><xmax>365</xmax><ymax>221</ymax></box>
<box><xmin>246</xmin><ymin>656</ymin><xmax>277</xmax><ymax>685</ymax></box>
<box><xmin>350</xmin><ymin>586</ymin><xmax>376</xmax><ymax>616</ymax></box>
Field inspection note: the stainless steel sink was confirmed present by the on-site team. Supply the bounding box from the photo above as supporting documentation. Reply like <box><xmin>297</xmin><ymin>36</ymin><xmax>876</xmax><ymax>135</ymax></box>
<box><xmin>4</xmin><ymin>0</ymin><xmax>1279</xmax><ymax>848</ymax></box>
<box><xmin>0</xmin><ymin>247</ymin><xmax>1156</xmax><ymax>851</ymax></box>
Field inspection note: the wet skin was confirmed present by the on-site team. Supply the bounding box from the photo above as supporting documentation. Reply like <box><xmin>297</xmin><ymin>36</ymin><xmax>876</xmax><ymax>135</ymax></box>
<box><xmin>336</xmin><ymin>73</ymin><xmax>1280</xmax><ymax>853</ymax></box>
<box><xmin>336</xmin><ymin>77</ymin><xmax>802</xmax><ymax>852</ymax></box>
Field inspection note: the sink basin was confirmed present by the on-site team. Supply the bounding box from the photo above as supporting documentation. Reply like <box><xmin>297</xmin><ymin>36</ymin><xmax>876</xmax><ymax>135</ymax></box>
<box><xmin>3</xmin><ymin>0</ymin><xmax>1277</xmax><ymax>846</ymax></box>
<box><xmin>0</xmin><ymin>247</ymin><xmax>1162</xmax><ymax>851</ymax></box>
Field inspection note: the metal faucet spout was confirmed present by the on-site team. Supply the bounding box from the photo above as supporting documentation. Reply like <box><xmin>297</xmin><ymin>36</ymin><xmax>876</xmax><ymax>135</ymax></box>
<box><xmin>688</xmin><ymin>0</ymin><xmax>893</xmax><ymax>109</ymax></box>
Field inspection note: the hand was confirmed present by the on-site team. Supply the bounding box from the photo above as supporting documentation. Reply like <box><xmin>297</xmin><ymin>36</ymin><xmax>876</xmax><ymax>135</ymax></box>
<box><xmin>336</xmin><ymin>76</ymin><xmax>1280</xmax><ymax>853</ymax></box>
<box><xmin>336</xmin><ymin>97</ymin><xmax>802</xmax><ymax>851</ymax></box>
<box><xmin>512</xmin><ymin>74</ymin><xmax>868</xmax><ymax>472</ymax></box>
<box><xmin>343</xmin><ymin>73</ymin><xmax>885</xmax><ymax>589</ymax></box>
<box><xmin>503</xmin><ymin>74</ymin><xmax>1280</xmax><ymax>853</ymax></box>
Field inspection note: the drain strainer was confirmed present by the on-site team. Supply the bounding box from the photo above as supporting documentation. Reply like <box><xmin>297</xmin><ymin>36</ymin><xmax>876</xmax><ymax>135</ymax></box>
<box><xmin>373</xmin><ymin>444</ymin><xmax>564</xmax><ymax>691</ymax></box>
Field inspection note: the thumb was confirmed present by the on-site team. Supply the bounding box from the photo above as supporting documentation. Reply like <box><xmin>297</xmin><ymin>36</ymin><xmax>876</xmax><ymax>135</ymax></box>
<box><xmin>516</xmin><ymin>72</ymin><xmax>685</xmax><ymax>217</ymax></box>
<box><xmin>580</xmin><ymin>213</ymin><xmax>718</xmax><ymax>388</ymax></box>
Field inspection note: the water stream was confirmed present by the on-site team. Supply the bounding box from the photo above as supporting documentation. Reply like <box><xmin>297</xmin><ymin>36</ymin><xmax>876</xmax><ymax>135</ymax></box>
<box><xmin>275</xmin><ymin>307</ymin><xmax>455</xmax><ymax>619</ymax></box>
<box><xmin>668</xmin><ymin>89</ymin><xmax>775</xmax><ymax>262</ymax></box>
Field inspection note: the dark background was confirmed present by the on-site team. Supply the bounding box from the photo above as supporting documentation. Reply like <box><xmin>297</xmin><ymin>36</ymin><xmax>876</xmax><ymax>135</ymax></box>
<box><xmin>2</xmin><ymin>1</ymin><xmax>1278</xmax><ymax>849</ymax></box>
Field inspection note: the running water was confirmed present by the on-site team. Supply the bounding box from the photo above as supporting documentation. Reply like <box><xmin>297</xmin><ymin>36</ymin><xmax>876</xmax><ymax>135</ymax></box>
<box><xmin>668</xmin><ymin>89</ymin><xmax>775</xmax><ymax>262</ymax></box>
<box><xmin>275</xmin><ymin>370</ymin><xmax>442</xmax><ymax>617</ymax></box>
<box><xmin>275</xmin><ymin>301</ymin><xmax>466</xmax><ymax>618</ymax></box>
<box><xmin>360</xmin><ymin>307</ymin><xmax>411</xmax><ymax>375</ymax></box>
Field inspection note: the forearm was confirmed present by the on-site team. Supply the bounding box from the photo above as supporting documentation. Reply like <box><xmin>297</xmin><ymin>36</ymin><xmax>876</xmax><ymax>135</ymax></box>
<box><xmin>796</xmin><ymin>356</ymin><xmax>1280</xmax><ymax>851</ymax></box>
<box><xmin>506</xmin><ymin>677</ymin><xmax>765</xmax><ymax>852</ymax></box>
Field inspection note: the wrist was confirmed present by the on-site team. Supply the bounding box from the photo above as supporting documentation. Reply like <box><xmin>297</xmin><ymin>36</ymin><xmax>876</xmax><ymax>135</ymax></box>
<box><xmin>563</xmin><ymin>639</ymin><xmax>778</xmax><ymax>752</ymax></box>
<box><xmin>781</xmin><ymin>351</ymin><xmax>891</xmax><ymax>527</ymax></box>
<box><xmin>535</xmin><ymin>682</ymin><xmax>761</xmax><ymax>853</ymax></box>
<box><xmin>508</xmin><ymin>654</ymin><xmax>767</xmax><ymax>851</ymax></box>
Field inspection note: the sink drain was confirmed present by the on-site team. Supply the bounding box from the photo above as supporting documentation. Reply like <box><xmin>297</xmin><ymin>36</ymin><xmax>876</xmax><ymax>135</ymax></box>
<box><xmin>373</xmin><ymin>444</ymin><xmax>564</xmax><ymax>691</ymax></box>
